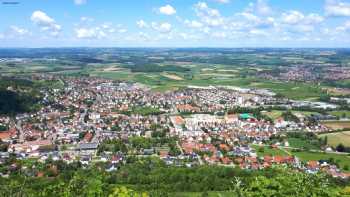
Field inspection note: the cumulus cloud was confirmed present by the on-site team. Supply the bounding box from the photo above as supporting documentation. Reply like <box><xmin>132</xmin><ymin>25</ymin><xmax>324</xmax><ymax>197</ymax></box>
<box><xmin>282</xmin><ymin>11</ymin><xmax>323</xmax><ymax>25</ymax></box>
<box><xmin>159</xmin><ymin>5</ymin><xmax>176</xmax><ymax>15</ymax></box>
<box><xmin>151</xmin><ymin>22</ymin><xmax>172</xmax><ymax>33</ymax></box>
<box><xmin>136</xmin><ymin>20</ymin><xmax>148</xmax><ymax>28</ymax></box>
<box><xmin>184</xmin><ymin>20</ymin><xmax>203</xmax><ymax>28</ymax></box>
<box><xmin>325</xmin><ymin>0</ymin><xmax>350</xmax><ymax>17</ymax></box>
<box><xmin>238</xmin><ymin>12</ymin><xmax>275</xmax><ymax>28</ymax></box>
<box><xmin>75</xmin><ymin>27</ymin><xmax>107</xmax><ymax>39</ymax></box>
<box><xmin>282</xmin><ymin>11</ymin><xmax>305</xmax><ymax>25</ymax></box>
<box><xmin>75</xmin><ymin>28</ymin><xmax>98</xmax><ymax>39</ymax></box>
<box><xmin>194</xmin><ymin>2</ymin><xmax>225</xmax><ymax>27</ymax></box>
<box><xmin>74</xmin><ymin>0</ymin><xmax>87</xmax><ymax>5</ymax></box>
<box><xmin>31</xmin><ymin>10</ymin><xmax>61</xmax><ymax>36</ymax></box>
<box><xmin>75</xmin><ymin>23</ymin><xmax>126</xmax><ymax>39</ymax></box>
<box><xmin>10</xmin><ymin>26</ymin><xmax>30</xmax><ymax>36</ymax></box>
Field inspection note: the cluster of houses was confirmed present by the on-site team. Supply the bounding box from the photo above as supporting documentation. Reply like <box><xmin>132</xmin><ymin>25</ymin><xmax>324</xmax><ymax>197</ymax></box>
<box><xmin>259</xmin><ymin>63</ymin><xmax>350</xmax><ymax>83</ymax></box>
<box><xmin>0</xmin><ymin>75</ymin><xmax>348</xmax><ymax>179</ymax></box>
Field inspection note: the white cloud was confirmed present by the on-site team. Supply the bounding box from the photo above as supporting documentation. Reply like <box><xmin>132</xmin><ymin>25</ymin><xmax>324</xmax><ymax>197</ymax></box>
<box><xmin>325</xmin><ymin>0</ymin><xmax>350</xmax><ymax>17</ymax></box>
<box><xmin>10</xmin><ymin>26</ymin><xmax>30</xmax><ymax>36</ymax></box>
<box><xmin>74</xmin><ymin>0</ymin><xmax>86</xmax><ymax>5</ymax></box>
<box><xmin>74</xmin><ymin>22</ymin><xmax>126</xmax><ymax>39</ymax></box>
<box><xmin>335</xmin><ymin>20</ymin><xmax>350</xmax><ymax>32</ymax></box>
<box><xmin>282</xmin><ymin>11</ymin><xmax>323</xmax><ymax>25</ymax></box>
<box><xmin>75</xmin><ymin>27</ymin><xmax>108</xmax><ymax>39</ymax></box>
<box><xmin>184</xmin><ymin>20</ymin><xmax>203</xmax><ymax>28</ymax></box>
<box><xmin>212</xmin><ymin>0</ymin><xmax>230</xmax><ymax>4</ymax></box>
<box><xmin>31</xmin><ymin>10</ymin><xmax>61</xmax><ymax>36</ymax></box>
<box><xmin>304</xmin><ymin>14</ymin><xmax>324</xmax><ymax>24</ymax></box>
<box><xmin>80</xmin><ymin>16</ymin><xmax>94</xmax><ymax>22</ymax></box>
<box><xmin>211</xmin><ymin>32</ymin><xmax>227</xmax><ymax>38</ymax></box>
<box><xmin>282</xmin><ymin>11</ymin><xmax>305</xmax><ymax>25</ymax></box>
<box><xmin>194</xmin><ymin>2</ymin><xmax>225</xmax><ymax>27</ymax></box>
<box><xmin>118</xmin><ymin>29</ymin><xmax>127</xmax><ymax>33</ymax></box>
<box><xmin>159</xmin><ymin>5</ymin><xmax>176</xmax><ymax>15</ymax></box>
<box><xmin>136</xmin><ymin>20</ymin><xmax>148</xmax><ymax>28</ymax></box>
<box><xmin>151</xmin><ymin>22</ymin><xmax>172</xmax><ymax>33</ymax></box>
<box><xmin>249</xmin><ymin>29</ymin><xmax>268</xmax><ymax>36</ymax></box>
<box><xmin>238</xmin><ymin>12</ymin><xmax>275</xmax><ymax>28</ymax></box>
<box><xmin>75</xmin><ymin>28</ymin><xmax>98</xmax><ymax>39</ymax></box>
<box><xmin>255</xmin><ymin>0</ymin><xmax>272</xmax><ymax>16</ymax></box>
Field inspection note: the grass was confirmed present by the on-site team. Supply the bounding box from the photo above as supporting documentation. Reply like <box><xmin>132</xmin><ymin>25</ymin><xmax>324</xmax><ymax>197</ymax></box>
<box><xmin>251</xmin><ymin>145</ymin><xmax>289</xmax><ymax>157</ymax></box>
<box><xmin>329</xmin><ymin>110</ymin><xmax>350</xmax><ymax>118</ymax></box>
<box><xmin>318</xmin><ymin>131</ymin><xmax>350</xmax><ymax>147</ymax></box>
<box><xmin>287</xmin><ymin>138</ymin><xmax>321</xmax><ymax>150</ymax></box>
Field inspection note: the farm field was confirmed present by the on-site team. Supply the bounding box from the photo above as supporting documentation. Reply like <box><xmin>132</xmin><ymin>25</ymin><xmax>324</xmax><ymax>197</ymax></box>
<box><xmin>318</xmin><ymin>131</ymin><xmax>350</xmax><ymax>147</ymax></box>
<box><xmin>321</xmin><ymin>121</ymin><xmax>350</xmax><ymax>130</ymax></box>
<box><xmin>87</xmin><ymin>68</ymin><xmax>324</xmax><ymax>100</ymax></box>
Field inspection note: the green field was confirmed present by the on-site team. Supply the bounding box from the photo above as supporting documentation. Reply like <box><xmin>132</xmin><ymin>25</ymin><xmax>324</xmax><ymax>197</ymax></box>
<box><xmin>291</xmin><ymin>151</ymin><xmax>350</xmax><ymax>171</ymax></box>
<box><xmin>251</xmin><ymin>145</ymin><xmax>289</xmax><ymax>157</ymax></box>
<box><xmin>329</xmin><ymin>110</ymin><xmax>350</xmax><ymax>118</ymax></box>
<box><xmin>287</xmin><ymin>138</ymin><xmax>321</xmax><ymax>150</ymax></box>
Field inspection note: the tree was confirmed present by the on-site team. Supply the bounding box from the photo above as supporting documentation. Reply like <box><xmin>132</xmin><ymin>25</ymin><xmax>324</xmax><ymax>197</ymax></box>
<box><xmin>336</xmin><ymin>143</ymin><xmax>345</xmax><ymax>152</ymax></box>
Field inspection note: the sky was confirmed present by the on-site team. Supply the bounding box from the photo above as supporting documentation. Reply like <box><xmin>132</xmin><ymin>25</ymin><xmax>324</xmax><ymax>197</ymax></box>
<box><xmin>1</xmin><ymin>0</ymin><xmax>350</xmax><ymax>47</ymax></box>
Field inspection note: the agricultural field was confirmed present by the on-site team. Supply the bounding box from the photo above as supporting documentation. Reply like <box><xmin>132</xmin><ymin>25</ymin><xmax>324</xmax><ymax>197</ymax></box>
<box><xmin>318</xmin><ymin>131</ymin><xmax>350</xmax><ymax>147</ymax></box>
<box><xmin>321</xmin><ymin>121</ymin><xmax>350</xmax><ymax>130</ymax></box>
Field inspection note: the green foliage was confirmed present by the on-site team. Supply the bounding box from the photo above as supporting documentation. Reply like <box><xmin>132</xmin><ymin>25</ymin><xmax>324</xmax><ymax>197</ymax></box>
<box><xmin>0</xmin><ymin>157</ymin><xmax>347</xmax><ymax>197</ymax></box>
<box><xmin>98</xmin><ymin>139</ymin><xmax>128</xmax><ymax>154</ymax></box>
<box><xmin>282</xmin><ymin>110</ymin><xmax>300</xmax><ymax>123</ymax></box>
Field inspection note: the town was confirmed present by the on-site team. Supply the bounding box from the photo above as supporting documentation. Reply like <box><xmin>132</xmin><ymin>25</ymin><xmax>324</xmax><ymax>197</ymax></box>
<box><xmin>1</xmin><ymin>74</ymin><xmax>349</xmax><ymax>182</ymax></box>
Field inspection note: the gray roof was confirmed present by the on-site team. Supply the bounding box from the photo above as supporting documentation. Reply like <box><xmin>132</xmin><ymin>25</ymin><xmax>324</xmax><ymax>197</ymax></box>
<box><xmin>77</xmin><ymin>143</ymin><xmax>99</xmax><ymax>150</ymax></box>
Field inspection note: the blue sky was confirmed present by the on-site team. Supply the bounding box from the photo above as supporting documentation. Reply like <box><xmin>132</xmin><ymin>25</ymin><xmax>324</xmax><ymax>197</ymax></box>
<box><xmin>1</xmin><ymin>0</ymin><xmax>350</xmax><ymax>47</ymax></box>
